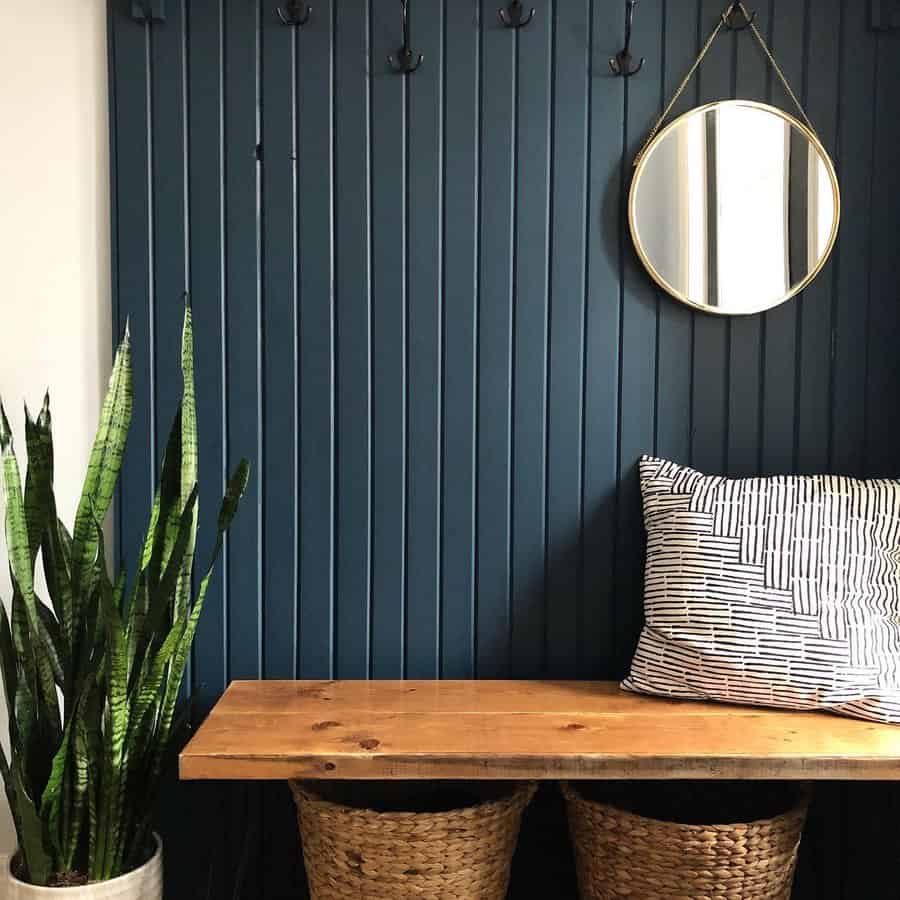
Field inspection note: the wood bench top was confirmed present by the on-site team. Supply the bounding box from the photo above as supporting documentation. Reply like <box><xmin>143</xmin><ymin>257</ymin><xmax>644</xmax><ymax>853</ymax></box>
<box><xmin>179</xmin><ymin>680</ymin><xmax>900</xmax><ymax>781</ymax></box>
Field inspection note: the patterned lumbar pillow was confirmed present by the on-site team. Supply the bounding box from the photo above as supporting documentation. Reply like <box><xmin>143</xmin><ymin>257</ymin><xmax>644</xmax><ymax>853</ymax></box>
<box><xmin>622</xmin><ymin>455</ymin><xmax>900</xmax><ymax>724</ymax></box>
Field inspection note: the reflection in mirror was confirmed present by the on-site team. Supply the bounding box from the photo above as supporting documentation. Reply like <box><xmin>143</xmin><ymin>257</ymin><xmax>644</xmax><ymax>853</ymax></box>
<box><xmin>629</xmin><ymin>101</ymin><xmax>839</xmax><ymax>316</ymax></box>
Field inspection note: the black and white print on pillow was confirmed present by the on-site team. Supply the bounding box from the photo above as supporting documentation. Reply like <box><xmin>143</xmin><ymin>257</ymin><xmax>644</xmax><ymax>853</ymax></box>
<box><xmin>622</xmin><ymin>456</ymin><xmax>900</xmax><ymax>724</ymax></box>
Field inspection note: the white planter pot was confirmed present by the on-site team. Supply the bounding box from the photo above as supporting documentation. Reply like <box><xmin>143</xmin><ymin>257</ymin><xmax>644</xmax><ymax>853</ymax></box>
<box><xmin>5</xmin><ymin>837</ymin><xmax>162</xmax><ymax>899</ymax></box>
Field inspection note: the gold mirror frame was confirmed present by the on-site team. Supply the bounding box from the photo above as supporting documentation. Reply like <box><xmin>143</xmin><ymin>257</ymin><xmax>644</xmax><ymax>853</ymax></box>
<box><xmin>628</xmin><ymin>100</ymin><xmax>841</xmax><ymax>317</ymax></box>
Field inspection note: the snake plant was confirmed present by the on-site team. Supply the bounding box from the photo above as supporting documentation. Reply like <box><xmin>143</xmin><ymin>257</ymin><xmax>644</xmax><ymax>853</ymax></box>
<box><xmin>0</xmin><ymin>304</ymin><xmax>249</xmax><ymax>886</ymax></box>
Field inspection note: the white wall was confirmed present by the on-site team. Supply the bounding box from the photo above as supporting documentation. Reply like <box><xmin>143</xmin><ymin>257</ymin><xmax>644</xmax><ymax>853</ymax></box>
<box><xmin>0</xmin><ymin>0</ymin><xmax>110</xmax><ymax>856</ymax></box>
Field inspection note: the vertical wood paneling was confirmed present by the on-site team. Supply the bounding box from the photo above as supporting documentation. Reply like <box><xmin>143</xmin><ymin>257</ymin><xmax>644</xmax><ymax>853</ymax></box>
<box><xmin>579</xmin><ymin>0</ymin><xmax>621</xmax><ymax>681</ymax></box>
<box><xmin>110</xmin><ymin>5</ymin><xmax>153</xmax><ymax>576</ymax></box>
<box><xmin>149</xmin><ymin>3</ymin><xmax>188</xmax><ymax>459</ymax></box>
<box><xmin>188</xmin><ymin>0</ymin><xmax>227</xmax><ymax>715</ymax></box>
<box><xmin>259</xmin><ymin>14</ymin><xmax>304</xmax><ymax>896</ymax></box>
<box><xmin>296</xmin><ymin>0</ymin><xmax>335</xmax><ymax>680</ymax></box>
<box><xmin>370</xmin><ymin>0</ymin><xmax>408</xmax><ymax>679</ymax></box>
<box><xmin>726</xmin><ymin>1</ymin><xmax>768</xmax><ymax>477</ymax></box>
<box><xmin>108</xmin><ymin>1</ymin><xmax>900</xmax><ymax>896</ymax></box>
<box><xmin>864</xmin><ymin>29</ymin><xmax>900</xmax><ymax>478</ymax></box>
<box><xmin>760</xmin><ymin>0</ymin><xmax>805</xmax><ymax>475</ymax></box>
<box><xmin>261</xmin><ymin>1</ymin><xmax>298</xmax><ymax>683</ymax></box>
<box><xmin>796</xmin><ymin>0</ymin><xmax>840</xmax><ymax>475</ymax></box>
<box><xmin>333</xmin><ymin>0</ymin><xmax>372</xmax><ymax>679</ymax></box>
<box><xmin>223</xmin><ymin>0</ymin><xmax>262</xmax><ymax>682</ymax></box>
<box><xmin>691</xmin><ymin>0</ymin><xmax>731</xmax><ymax>475</ymax></box>
<box><xmin>544</xmin><ymin>0</ymin><xmax>590</xmax><ymax>678</ymax></box>
<box><xmin>440</xmin><ymin>0</ymin><xmax>478</xmax><ymax>679</ymax></box>
<box><xmin>614</xmin><ymin>0</ymin><xmax>663</xmax><ymax>676</ymax></box>
<box><xmin>511</xmin><ymin>3</ymin><xmax>551</xmax><ymax>678</ymax></box>
<box><xmin>831</xmin><ymin>0</ymin><xmax>874</xmax><ymax>477</ymax></box>
<box><xmin>655</xmin><ymin>0</ymin><xmax>698</xmax><ymax>467</ymax></box>
<box><xmin>475</xmin><ymin>0</ymin><xmax>514</xmax><ymax>678</ymax></box>
<box><xmin>405</xmin><ymin>0</ymin><xmax>443</xmax><ymax>678</ymax></box>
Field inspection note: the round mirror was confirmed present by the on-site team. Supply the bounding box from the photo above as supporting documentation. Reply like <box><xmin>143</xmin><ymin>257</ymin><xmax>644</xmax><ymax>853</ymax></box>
<box><xmin>629</xmin><ymin>100</ymin><xmax>840</xmax><ymax>316</ymax></box>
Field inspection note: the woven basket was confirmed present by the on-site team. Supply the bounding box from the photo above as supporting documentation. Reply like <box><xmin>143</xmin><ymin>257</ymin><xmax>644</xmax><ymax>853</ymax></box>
<box><xmin>562</xmin><ymin>781</ymin><xmax>810</xmax><ymax>900</ymax></box>
<box><xmin>290</xmin><ymin>780</ymin><xmax>536</xmax><ymax>900</ymax></box>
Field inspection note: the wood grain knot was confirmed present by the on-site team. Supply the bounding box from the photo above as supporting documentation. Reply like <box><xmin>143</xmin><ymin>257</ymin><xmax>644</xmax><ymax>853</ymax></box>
<box><xmin>323</xmin><ymin>762</ymin><xmax>336</xmax><ymax>771</ymax></box>
<box><xmin>563</xmin><ymin>723</ymin><xmax>586</xmax><ymax>731</ymax></box>
<box><xmin>312</xmin><ymin>720</ymin><xmax>342</xmax><ymax>731</ymax></box>
<box><xmin>359</xmin><ymin>738</ymin><xmax>380</xmax><ymax>750</ymax></box>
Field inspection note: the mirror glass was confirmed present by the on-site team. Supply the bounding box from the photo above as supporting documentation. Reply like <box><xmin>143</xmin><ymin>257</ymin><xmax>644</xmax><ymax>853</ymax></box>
<box><xmin>629</xmin><ymin>100</ymin><xmax>840</xmax><ymax>315</ymax></box>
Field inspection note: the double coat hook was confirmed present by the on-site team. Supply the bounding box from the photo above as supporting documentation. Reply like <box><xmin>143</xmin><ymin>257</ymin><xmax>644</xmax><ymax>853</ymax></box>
<box><xmin>610</xmin><ymin>0</ymin><xmax>644</xmax><ymax>76</ymax></box>
<box><xmin>498</xmin><ymin>1</ymin><xmax>535</xmax><ymax>28</ymax></box>
<box><xmin>276</xmin><ymin>0</ymin><xmax>311</xmax><ymax>26</ymax></box>
<box><xmin>388</xmin><ymin>0</ymin><xmax>424</xmax><ymax>74</ymax></box>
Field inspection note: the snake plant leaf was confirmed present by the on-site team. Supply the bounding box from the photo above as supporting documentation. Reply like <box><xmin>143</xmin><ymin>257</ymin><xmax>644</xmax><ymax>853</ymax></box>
<box><xmin>218</xmin><ymin>459</ymin><xmax>251</xmax><ymax>536</ymax></box>
<box><xmin>10</xmin><ymin>760</ymin><xmax>51</xmax><ymax>885</ymax></box>
<box><xmin>61</xmin><ymin>674</ymin><xmax>97</xmax><ymax>870</ymax></box>
<box><xmin>175</xmin><ymin>303</ymin><xmax>198</xmax><ymax>620</ymax></box>
<box><xmin>64</xmin><ymin>697</ymin><xmax>90</xmax><ymax>870</ymax></box>
<box><xmin>10</xmin><ymin>588</ymin><xmax>40</xmax><ymax>741</ymax></box>
<box><xmin>70</xmin><ymin>324</ymin><xmax>132</xmax><ymax>599</ymax></box>
<box><xmin>34</xmin><ymin>601</ymin><xmax>65</xmax><ymax>687</ymax></box>
<box><xmin>146</xmin><ymin>407</ymin><xmax>182</xmax><ymax>591</ymax></box>
<box><xmin>1</xmin><ymin>404</ymin><xmax>63</xmax><ymax>739</ymax></box>
<box><xmin>127</xmin><ymin>616</ymin><xmax>183</xmax><ymax>754</ymax></box>
<box><xmin>152</xmin><ymin>459</ymin><xmax>250</xmax><ymax>775</ymax></box>
<box><xmin>41</xmin><ymin>510</ymin><xmax>74</xmax><ymax>661</ymax></box>
<box><xmin>13</xmin><ymin>679</ymin><xmax>36</xmax><ymax>781</ymax></box>
<box><xmin>0</xmin><ymin>313</ymin><xmax>249</xmax><ymax>884</ymax></box>
<box><xmin>23</xmin><ymin>395</ymin><xmax>53</xmax><ymax>564</ymax></box>
<box><xmin>39</xmin><ymin>715</ymin><xmax>74</xmax><ymax>859</ymax></box>
<box><xmin>77</xmin><ymin>683</ymin><xmax>102</xmax><ymax>877</ymax></box>
<box><xmin>124</xmin><ymin>569</ymin><xmax>149</xmax><ymax>683</ymax></box>
<box><xmin>0</xmin><ymin>601</ymin><xmax>25</xmax><ymax>765</ymax></box>
<box><xmin>143</xmin><ymin>484</ymin><xmax>198</xmax><ymax>647</ymax></box>
<box><xmin>0</xmin><ymin>601</ymin><xmax>17</xmax><ymax>718</ymax></box>
<box><xmin>0</xmin><ymin>743</ymin><xmax>17</xmax><ymax>833</ymax></box>
<box><xmin>95</xmin><ymin>521</ymin><xmax>129</xmax><ymax>880</ymax></box>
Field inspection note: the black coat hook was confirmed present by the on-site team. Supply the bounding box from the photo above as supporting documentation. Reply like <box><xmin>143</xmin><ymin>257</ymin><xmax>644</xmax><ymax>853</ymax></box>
<box><xmin>388</xmin><ymin>0</ymin><xmax>424</xmax><ymax>73</ymax></box>
<box><xmin>722</xmin><ymin>2</ymin><xmax>757</xmax><ymax>30</ymax></box>
<box><xmin>609</xmin><ymin>0</ymin><xmax>644</xmax><ymax>76</ymax></box>
<box><xmin>498</xmin><ymin>1</ymin><xmax>535</xmax><ymax>28</ymax></box>
<box><xmin>276</xmin><ymin>0</ymin><xmax>311</xmax><ymax>26</ymax></box>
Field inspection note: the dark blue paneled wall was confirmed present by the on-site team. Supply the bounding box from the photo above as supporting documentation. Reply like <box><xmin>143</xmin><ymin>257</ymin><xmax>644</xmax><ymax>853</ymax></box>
<box><xmin>108</xmin><ymin>0</ymin><xmax>900</xmax><ymax>896</ymax></box>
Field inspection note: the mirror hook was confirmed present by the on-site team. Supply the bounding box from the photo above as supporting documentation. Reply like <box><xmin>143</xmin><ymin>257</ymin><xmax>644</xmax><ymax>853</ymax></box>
<box><xmin>721</xmin><ymin>2</ymin><xmax>757</xmax><ymax>31</ymax></box>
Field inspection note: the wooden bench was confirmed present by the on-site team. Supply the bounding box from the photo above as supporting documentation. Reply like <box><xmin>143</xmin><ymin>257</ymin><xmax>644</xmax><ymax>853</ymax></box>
<box><xmin>180</xmin><ymin>680</ymin><xmax>900</xmax><ymax>781</ymax></box>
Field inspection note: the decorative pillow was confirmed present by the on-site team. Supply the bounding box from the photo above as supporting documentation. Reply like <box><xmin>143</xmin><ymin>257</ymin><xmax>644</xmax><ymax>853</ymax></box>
<box><xmin>622</xmin><ymin>456</ymin><xmax>900</xmax><ymax>724</ymax></box>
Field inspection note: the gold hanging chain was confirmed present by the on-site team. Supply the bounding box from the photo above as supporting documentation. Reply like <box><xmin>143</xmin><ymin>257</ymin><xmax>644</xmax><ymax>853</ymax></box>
<box><xmin>633</xmin><ymin>2</ymin><xmax>816</xmax><ymax>169</ymax></box>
